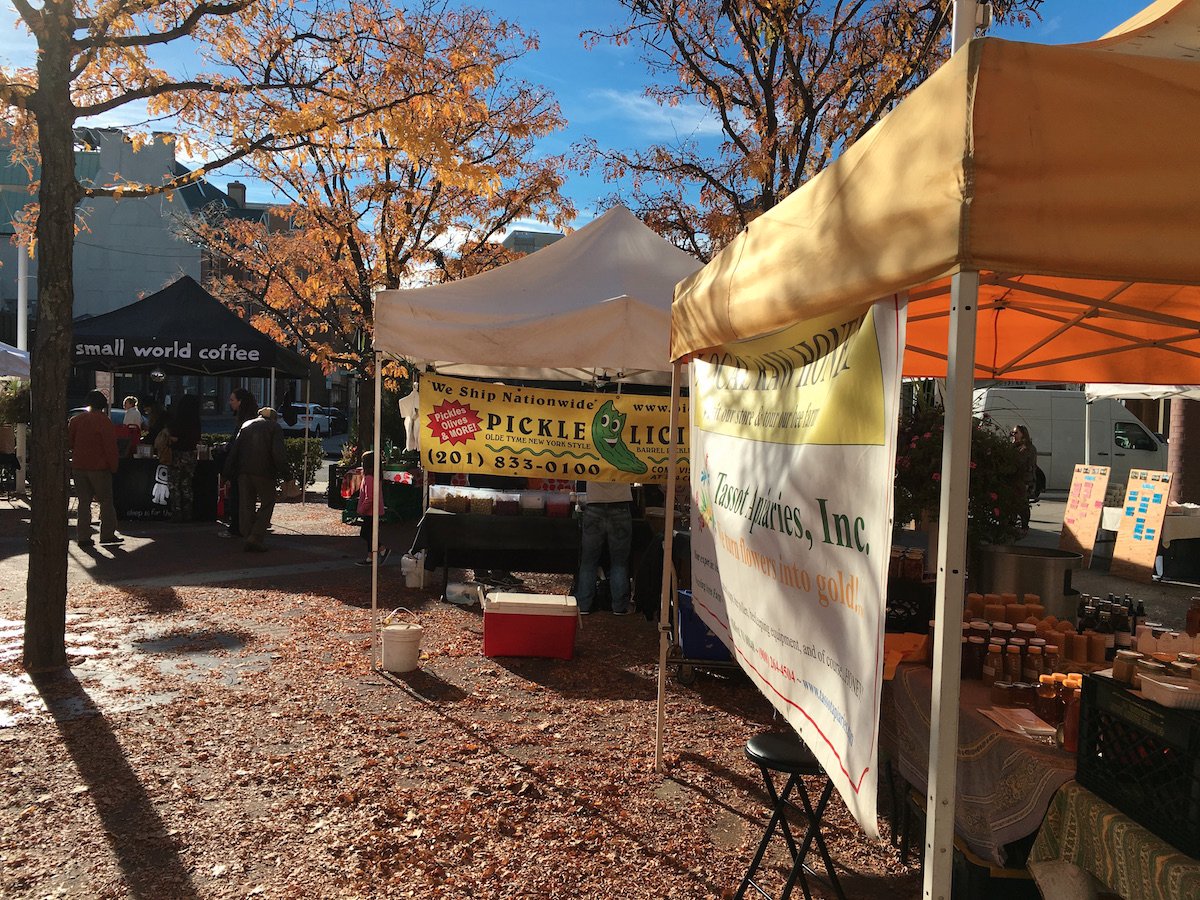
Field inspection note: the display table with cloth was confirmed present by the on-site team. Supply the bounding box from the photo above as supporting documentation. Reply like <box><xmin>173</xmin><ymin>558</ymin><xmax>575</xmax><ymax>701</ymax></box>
<box><xmin>1099</xmin><ymin>507</ymin><xmax>1200</xmax><ymax>546</ymax></box>
<box><xmin>113</xmin><ymin>458</ymin><xmax>219</xmax><ymax>521</ymax></box>
<box><xmin>411</xmin><ymin>512</ymin><xmax>582</xmax><ymax>590</ymax></box>
<box><xmin>1029</xmin><ymin>780</ymin><xmax>1200</xmax><ymax>900</ymax></box>
<box><xmin>880</xmin><ymin>663</ymin><xmax>1076</xmax><ymax>865</ymax></box>
<box><xmin>411</xmin><ymin>511</ymin><xmax>657</xmax><ymax>598</ymax></box>
<box><xmin>1097</xmin><ymin>507</ymin><xmax>1200</xmax><ymax>580</ymax></box>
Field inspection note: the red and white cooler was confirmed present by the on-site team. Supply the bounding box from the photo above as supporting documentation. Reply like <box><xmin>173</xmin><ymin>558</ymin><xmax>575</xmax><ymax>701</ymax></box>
<box><xmin>482</xmin><ymin>593</ymin><xmax>578</xmax><ymax>660</ymax></box>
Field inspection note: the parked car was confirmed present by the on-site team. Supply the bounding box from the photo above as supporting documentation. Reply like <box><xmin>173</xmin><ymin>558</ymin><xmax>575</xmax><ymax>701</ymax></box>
<box><xmin>281</xmin><ymin>403</ymin><xmax>332</xmax><ymax>436</ymax></box>
<box><xmin>68</xmin><ymin>406</ymin><xmax>127</xmax><ymax>427</ymax></box>
<box><xmin>325</xmin><ymin>406</ymin><xmax>348</xmax><ymax>435</ymax></box>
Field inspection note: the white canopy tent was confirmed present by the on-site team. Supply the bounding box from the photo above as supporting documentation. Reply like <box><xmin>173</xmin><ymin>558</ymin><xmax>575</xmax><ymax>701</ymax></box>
<box><xmin>369</xmin><ymin>205</ymin><xmax>700</xmax><ymax>665</ymax></box>
<box><xmin>1086</xmin><ymin>384</ymin><xmax>1200</xmax><ymax>403</ymax></box>
<box><xmin>666</xmin><ymin>0</ymin><xmax>1200</xmax><ymax>896</ymax></box>
<box><xmin>0</xmin><ymin>341</ymin><xmax>30</xmax><ymax>379</ymax></box>
<box><xmin>374</xmin><ymin>205</ymin><xmax>701</xmax><ymax>384</ymax></box>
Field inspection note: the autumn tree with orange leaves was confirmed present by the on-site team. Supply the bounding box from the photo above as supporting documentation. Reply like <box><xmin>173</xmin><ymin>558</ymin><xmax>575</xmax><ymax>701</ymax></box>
<box><xmin>175</xmin><ymin>0</ymin><xmax>572</xmax><ymax>448</ymax></box>
<box><xmin>0</xmin><ymin>0</ymin><xmax>556</xmax><ymax>671</ymax></box>
<box><xmin>584</xmin><ymin>0</ymin><xmax>1042</xmax><ymax>259</ymax></box>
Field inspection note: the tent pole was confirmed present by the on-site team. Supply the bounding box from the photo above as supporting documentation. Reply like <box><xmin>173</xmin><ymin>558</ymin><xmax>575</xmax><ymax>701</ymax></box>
<box><xmin>370</xmin><ymin>352</ymin><xmax>384</xmax><ymax>671</ymax></box>
<box><xmin>1085</xmin><ymin>398</ymin><xmax>1093</xmax><ymax>469</ymax></box>
<box><xmin>303</xmin><ymin>379</ymin><xmax>311</xmax><ymax>503</ymax></box>
<box><xmin>922</xmin><ymin>13</ymin><xmax>978</xmax><ymax>897</ymax></box>
<box><xmin>922</xmin><ymin>271</ymin><xmax>979</xmax><ymax>900</ymax></box>
<box><xmin>654</xmin><ymin>359</ymin><xmax>684</xmax><ymax>773</ymax></box>
<box><xmin>15</xmin><ymin>248</ymin><xmax>29</xmax><ymax>496</ymax></box>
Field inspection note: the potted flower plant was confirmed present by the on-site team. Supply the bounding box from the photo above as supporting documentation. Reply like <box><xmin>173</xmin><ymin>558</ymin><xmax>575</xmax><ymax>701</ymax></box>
<box><xmin>894</xmin><ymin>395</ymin><xmax>1026</xmax><ymax>555</ymax></box>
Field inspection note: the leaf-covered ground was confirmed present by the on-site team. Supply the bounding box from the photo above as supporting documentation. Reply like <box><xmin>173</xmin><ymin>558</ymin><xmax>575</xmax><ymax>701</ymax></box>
<box><xmin>0</xmin><ymin>500</ymin><xmax>920</xmax><ymax>898</ymax></box>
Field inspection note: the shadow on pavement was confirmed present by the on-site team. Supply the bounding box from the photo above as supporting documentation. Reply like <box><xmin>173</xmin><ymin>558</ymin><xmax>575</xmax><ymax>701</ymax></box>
<box><xmin>31</xmin><ymin>668</ymin><xmax>201</xmax><ymax>900</ymax></box>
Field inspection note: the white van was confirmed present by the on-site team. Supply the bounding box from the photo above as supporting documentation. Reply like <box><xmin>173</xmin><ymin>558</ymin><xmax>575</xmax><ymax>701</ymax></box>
<box><xmin>973</xmin><ymin>388</ymin><xmax>1166</xmax><ymax>493</ymax></box>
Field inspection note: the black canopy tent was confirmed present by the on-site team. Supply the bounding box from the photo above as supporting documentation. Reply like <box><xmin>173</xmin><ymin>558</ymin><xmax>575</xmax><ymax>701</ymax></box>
<box><xmin>72</xmin><ymin>275</ymin><xmax>308</xmax><ymax>377</ymax></box>
<box><xmin>71</xmin><ymin>276</ymin><xmax>311</xmax><ymax>522</ymax></box>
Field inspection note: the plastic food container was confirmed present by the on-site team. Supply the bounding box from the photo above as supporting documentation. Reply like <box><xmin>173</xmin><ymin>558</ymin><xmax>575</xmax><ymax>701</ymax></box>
<box><xmin>494</xmin><ymin>492</ymin><xmax>520</xmax><ymax>516</ymax></box>
<box><xmin>519</xmin><ymin>491</ymin><xmax>545</xmax><ymax>517</ymax></box>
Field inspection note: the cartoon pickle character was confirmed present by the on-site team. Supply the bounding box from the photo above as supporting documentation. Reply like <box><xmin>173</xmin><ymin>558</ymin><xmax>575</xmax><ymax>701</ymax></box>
<box><xmin>590</xmin><ymin>399</ymin><xmax>647</xmax><ymax>475</ymax></box>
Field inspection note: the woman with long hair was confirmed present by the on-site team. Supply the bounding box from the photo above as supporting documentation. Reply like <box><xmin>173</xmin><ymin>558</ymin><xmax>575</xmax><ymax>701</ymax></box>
<box><xmin>1011</xmin><ymin>424</ymin><xmax>1038</xmax><ymax>532</ymax></box>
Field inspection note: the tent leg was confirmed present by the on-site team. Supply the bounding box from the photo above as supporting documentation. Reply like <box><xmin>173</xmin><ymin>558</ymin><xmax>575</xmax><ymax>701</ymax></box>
<box><xmin>303</xmin><ymin>379</ymin><xmax>311</xmax><ymax>503</ymax></box>
<box><xmin>370</xmin><ymin>354</ymin><xmax>384</xmax><ymax>671</ymax></box>
<box><xmin>655</xmin><ymin>359</ymin><xmax>684</xmax><ymax>773</ymax></box>
<box><xmin>922</xmin><ymin>270</ymin><xmax>978</xmax><ymax>900</ymax></box>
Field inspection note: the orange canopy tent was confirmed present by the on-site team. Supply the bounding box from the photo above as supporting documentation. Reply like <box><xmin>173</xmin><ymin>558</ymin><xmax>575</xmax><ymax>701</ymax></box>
<box><xmin>672</xmin><ymin>0</ymin><xmax>1200</xmax><ymax>384</ymax></box>
<box><xmin>665</xmin><ymin>0</ymin><xmax>1200</xmax><ymax>895</ymax></box>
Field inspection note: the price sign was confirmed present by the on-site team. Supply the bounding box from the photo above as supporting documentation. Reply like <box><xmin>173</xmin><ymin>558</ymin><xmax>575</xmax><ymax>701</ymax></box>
<box><xmin>1110</xmin><ymin>469</ymin><xmax>1172</xmax><ymax>582</ymax></box>
<box><xmin>1059</xmin><ymin>465</ymin><xmax>1110</xmax><ymax>567</ymax></box>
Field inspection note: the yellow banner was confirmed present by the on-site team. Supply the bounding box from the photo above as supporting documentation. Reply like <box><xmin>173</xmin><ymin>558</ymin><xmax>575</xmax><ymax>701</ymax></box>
<box><xmin>692</xmin><ymin>307</ymin><xmax>886</xmax><ymax>446</ymax></box>
<box><xmin>419</xmin><ymin>374</ymin><xmax>689</xmax><ymax>483</ymax></box>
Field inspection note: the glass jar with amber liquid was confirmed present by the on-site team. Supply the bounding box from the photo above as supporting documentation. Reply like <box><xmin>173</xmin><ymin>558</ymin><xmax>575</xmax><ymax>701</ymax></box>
<box><xmin>1036</xmin><ymin>675</ymin><xmax>1062</xmax><ymax>726</ymax></box>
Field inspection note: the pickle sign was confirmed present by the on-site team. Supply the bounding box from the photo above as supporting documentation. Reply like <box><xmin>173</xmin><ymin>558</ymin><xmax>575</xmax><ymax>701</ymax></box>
<box><xmin>428</xmin><ymin>400</ymin><xmax>483</xmax><ymax>446</ymax></box>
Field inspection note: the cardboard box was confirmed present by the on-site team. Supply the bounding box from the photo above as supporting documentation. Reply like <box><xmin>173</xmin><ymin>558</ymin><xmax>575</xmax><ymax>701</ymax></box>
<box><xmin>483</xmin><ymin>593</ymin><xmax>578</xmax><ymax>659</ymax></box>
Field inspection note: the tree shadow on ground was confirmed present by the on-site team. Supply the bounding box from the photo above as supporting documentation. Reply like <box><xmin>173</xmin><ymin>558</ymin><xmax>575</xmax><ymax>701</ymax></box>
<box><xmin>381</xmin><ymin>677</ymin><xmax>732</xmax><ymax>898</ymax></box>
<box><xmin>31</xmin><ymin>668</ymin><xmax>200</xmax><ymax>899</ymax></box>
<box><xmin>492</xmin><ymin>652</ymin><xmax>660</xmax><ymax>701</ymax></box>
<box><xmin>378</xmin><ymin>667</ymin><xmax>468</xmax><ymax>702</ymax></box>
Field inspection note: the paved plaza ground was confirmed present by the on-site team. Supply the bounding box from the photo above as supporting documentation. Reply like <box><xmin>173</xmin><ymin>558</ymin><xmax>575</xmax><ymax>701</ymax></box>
<box><xmin>0</xmin><ymin>486</ymin><xmax>1193</xmax><ymax>898</ymax></box>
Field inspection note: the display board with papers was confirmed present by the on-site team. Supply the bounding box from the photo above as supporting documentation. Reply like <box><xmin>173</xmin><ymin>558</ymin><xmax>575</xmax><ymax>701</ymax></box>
<box><xmin>1110</xmin><ymin>469</ymin><xmax>1172</xmax><ymax>582</ymax></box>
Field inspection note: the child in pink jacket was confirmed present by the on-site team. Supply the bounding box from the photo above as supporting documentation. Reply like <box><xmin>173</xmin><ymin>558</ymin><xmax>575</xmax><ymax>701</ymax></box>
<box><xmin>355</xmin><ymin>451</ymin><xmax>391</xmax><ymax>567</ymax></box>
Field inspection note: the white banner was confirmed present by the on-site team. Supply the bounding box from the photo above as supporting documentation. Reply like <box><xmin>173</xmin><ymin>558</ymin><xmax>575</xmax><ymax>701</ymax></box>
<box><xmin>689</xmin><ymin>298</ymin><xmax>906</xmax><ymax>836</ymax></box>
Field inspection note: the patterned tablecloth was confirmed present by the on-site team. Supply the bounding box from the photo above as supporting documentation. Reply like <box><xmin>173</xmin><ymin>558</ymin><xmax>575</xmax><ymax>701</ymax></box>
<box><xmin>1030</xmin><ymin>780</ymin><xmax>1200</xmax><ymax>900</ymax></box>
<box><xmin>881</xmin><ymin>663</ymin><xmax>1076</xmax><ymax>865</ymax></box>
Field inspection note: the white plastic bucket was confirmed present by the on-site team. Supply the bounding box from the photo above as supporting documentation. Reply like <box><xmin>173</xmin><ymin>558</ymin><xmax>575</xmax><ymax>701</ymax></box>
<box><xmin>380</xmin><ymin>608</ymin><xmax>423</xmax><ymax>672</ymax></box>
<box><xmin>444</xmin><ymin>581</ymin><xmax>484</xmax><ymax>606</ymax></box>
<box><xmin>402</xmin><ymin>552</ymin><xmax>425</xmax><ymax>587</ymax></box>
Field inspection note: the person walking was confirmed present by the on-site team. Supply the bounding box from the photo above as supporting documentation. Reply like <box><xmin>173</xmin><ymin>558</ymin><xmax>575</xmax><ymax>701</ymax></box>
<box><xmin>68</xmin><ymin>389</ymin><xmax>121</xmax><ymax>548</ymax></box>
<box><xmin>223</xmin><ymin>406</ymin><xmax>288</xmax><ymax>552</ymax></box>
<box><xmin>1012</xmin><ymin>424</ymin><xmax>1039</xmax><ymax>533</ymax></box>
<box><xmin>354</xmin><ymin>451</ymin><xmax>392</xmax><ymax>567</ymax></box>
<box><xmin>221</xmin><ymin>387</ymin><xmax>257</xmax><ymax>538</ymax></box>
<box><xmin>168</xmin><ymin>394</ymin><xmax>202</xmax><ymax>523</ymax></box>
<box><xmin>575</xmin><ymin>480</ymin><xmax>634</xmax><ymax>615</ymax></box>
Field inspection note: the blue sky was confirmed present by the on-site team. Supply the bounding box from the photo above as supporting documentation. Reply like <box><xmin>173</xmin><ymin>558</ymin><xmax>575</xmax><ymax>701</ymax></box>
<box><xmin>0</xmin><ymin>0</ymin><xmax>1155</xmax><ymax>232</ymax></box>
<box><xmin>509</xmin><ymin>0</ymin><xmax>1152</xmax><ymax>230</ymax></box>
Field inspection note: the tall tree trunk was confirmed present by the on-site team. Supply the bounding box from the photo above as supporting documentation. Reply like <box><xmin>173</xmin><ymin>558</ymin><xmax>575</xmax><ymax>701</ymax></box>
<box><xmin>24</xmin><ymin>24</ymin><xmax>80</xmax><ymax>671</ymax></box>
<box><xmin>1168</xmin><ymin>398</ymin><xmax>1200</xmax><ymax>504</ymax></box>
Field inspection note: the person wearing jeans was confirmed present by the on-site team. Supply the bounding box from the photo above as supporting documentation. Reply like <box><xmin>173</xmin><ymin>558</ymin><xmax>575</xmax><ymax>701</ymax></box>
<box><xmin>576</xmin><ymin>481</ymin><xmax>633</xmax><ymax>615</ymax></box>
<box><xmin>69</xmin><ymin>389</ymin><xmax>121</xmax><ymax>548</ymax></box>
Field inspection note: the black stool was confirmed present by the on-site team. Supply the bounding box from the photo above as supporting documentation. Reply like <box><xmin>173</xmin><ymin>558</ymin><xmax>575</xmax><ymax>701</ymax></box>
<box><xmin>736</xmin><ymin>731</ymin><xmax>847</xmax><ymax>900</ymax></box>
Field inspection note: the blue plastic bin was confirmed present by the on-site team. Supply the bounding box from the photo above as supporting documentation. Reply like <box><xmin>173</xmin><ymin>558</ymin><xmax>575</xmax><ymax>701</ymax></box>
<box><xmin>677</xmin><ymin>590</ymin><xmax>733</xmax><ymax>662</ymax></box>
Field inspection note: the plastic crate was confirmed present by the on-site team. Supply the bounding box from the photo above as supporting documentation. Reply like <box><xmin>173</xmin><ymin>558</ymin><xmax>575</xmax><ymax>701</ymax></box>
<box><xmin>677</xmin><ymin>590</ymin><xmax>732</xmax><ymax>662</ymax></box>
<box><xmin>1076</xmin><ymin>672</ymin><xmax>1200</xmax><ymax>856</ymax></box>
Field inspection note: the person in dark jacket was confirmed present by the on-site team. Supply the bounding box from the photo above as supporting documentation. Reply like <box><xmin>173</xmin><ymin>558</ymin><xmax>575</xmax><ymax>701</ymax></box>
<box><xmin>68</xmin><ymin>389</ymin><xmax>121</xmax><ymax>548</ymax></box>
<box><xmin>221</xmin><ymin>387</ymin><xmax>257</xmax><ymax>538</ymax></box>
<box><xmin>223</xmin><ymin>407</ymin><xmax>288</xmax><ymax>552</ymax></box>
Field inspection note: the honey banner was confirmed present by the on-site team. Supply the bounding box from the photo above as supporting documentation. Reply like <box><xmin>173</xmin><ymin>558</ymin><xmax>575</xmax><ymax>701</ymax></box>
<box><xmin>689</xmin><ymin>298</ymin><xmax>906</xmax><ymax>838</ymax></box>
<box><xmin>418</xmin><ymin>374</ymin><xmax>689</xmax><ymax>484</ymax></box>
